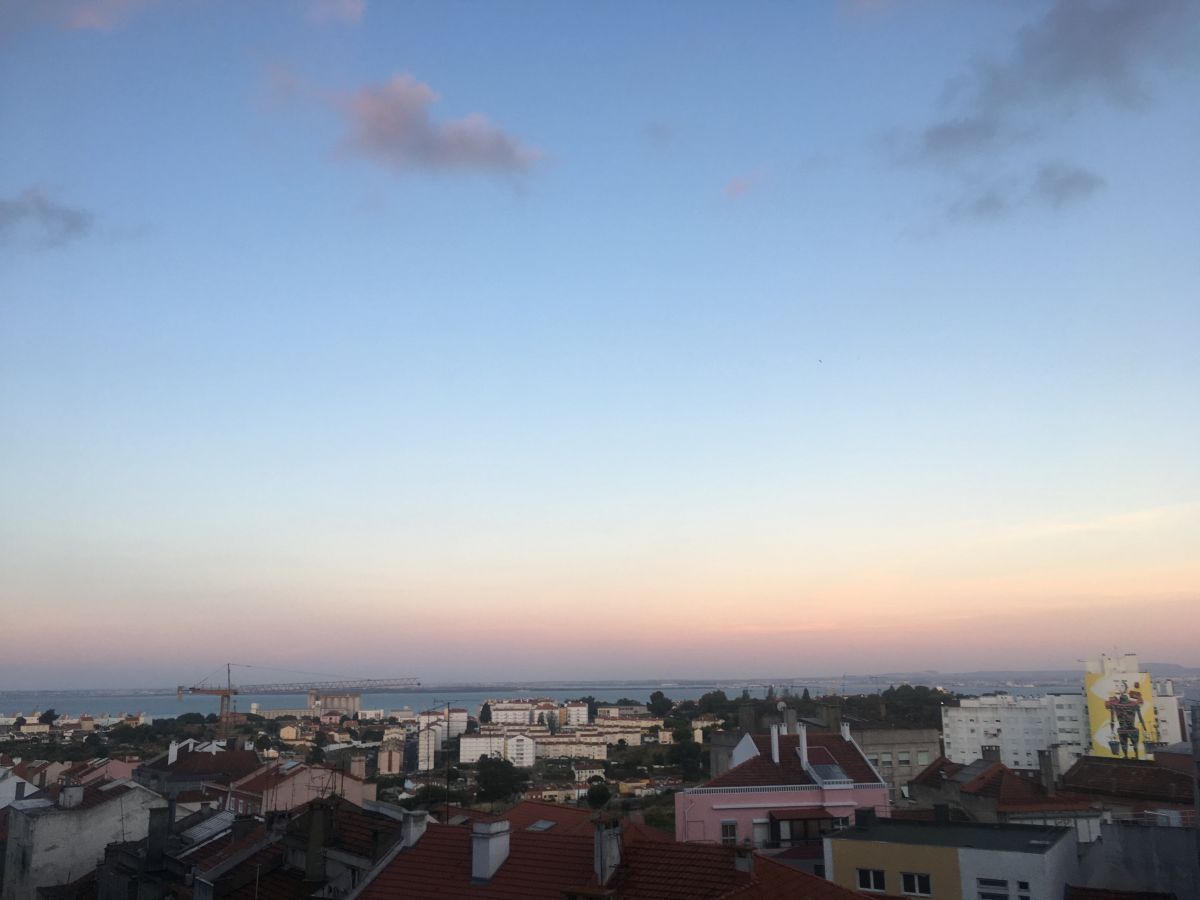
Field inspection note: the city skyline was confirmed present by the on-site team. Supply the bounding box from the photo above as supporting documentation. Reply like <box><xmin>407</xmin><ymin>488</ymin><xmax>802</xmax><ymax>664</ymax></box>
<box><xmin>2</xmin><ymin>1</ymin><xmax>1198</xmax><ymax>688</ymax></box>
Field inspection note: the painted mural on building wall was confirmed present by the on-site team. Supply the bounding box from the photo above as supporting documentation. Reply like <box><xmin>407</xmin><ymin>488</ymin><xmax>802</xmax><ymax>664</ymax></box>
<box><xmin>1085</xmin><ymin>670</ymin><xmax>1158</xmax><ymax>760</ymax></box>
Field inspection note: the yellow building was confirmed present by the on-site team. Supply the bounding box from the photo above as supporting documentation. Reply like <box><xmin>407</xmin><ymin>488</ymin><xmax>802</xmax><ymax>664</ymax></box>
<box><xmin>824</xmin><ymin>811</ymin><xmax>1077</xmax><ymax>900</ymax></box>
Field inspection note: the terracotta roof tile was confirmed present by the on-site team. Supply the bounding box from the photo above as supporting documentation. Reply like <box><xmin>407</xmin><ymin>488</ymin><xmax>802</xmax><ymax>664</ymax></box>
<box><xmin>1061</xmin><ymin>757</ymin><xmax>1193</xmax><ymax>804</ymax></box>
<box><xmin>358</xmin><ymin>823</ymin><xmax>596</xmax><ymax>899</ymax></box>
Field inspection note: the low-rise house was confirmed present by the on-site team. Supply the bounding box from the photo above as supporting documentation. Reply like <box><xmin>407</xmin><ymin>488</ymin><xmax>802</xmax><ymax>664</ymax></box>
<box><xmin>57</xmin><ymin>756</ymin><xmax>140</xmax><ymax>787</ymax></box>
<box><xmin>909</xmin><ymin>756</ymin><xmax>1104</xmax><ymax>842</ymax></box>
<box><xmin>134</xmin><ymin>740</ymin><xmax>262</xmax><ymax>797</ymax></box>
<box><xmin>675</xmin><ymin>723</ymin><xmax>888</xmax><ymax>871</ymax></box>
<box><xmin>223</xmin><ymin>760</ymin><xmax>376</xmax><ymax>815</ymax></box>
<box><xmin>824</xmin><ymin>809</ymin><xmax>1078</xmax><ymax>900</ymax></box>
<box><xmin>1</xmin><ymin>780</ymin><xmax>166</xmax><ymax>900</ymax></box>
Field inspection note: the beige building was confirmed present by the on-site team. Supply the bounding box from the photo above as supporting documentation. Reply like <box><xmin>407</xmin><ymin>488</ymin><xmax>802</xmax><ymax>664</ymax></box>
<box><xmin>851</xmin><ymin>726</ymin><xmax>940</xmax><ymax>805</ymax></box>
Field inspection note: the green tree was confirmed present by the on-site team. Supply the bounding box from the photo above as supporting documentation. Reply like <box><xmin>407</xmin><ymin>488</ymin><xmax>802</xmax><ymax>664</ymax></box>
<box><xmin>38</xmin><ymin>709</ymin><xmax>58</xmax><ymax>725</ymax></box>
<box><xmin>475</xmin><ymin>756</ymin><xmax>529</xmax><ymax>803</ymax></box>
<box><xmin>14</xmin><ymin>717</ymin><xmax>26</xmax><ymax>728</ymax></box>
<box><xmin>647</xmin><ymin>692</ymin><xmax>673</xmax><ymax>717</ymax></box>
<box><xmin>586</xmin><ymin>782</ymin><xmax>611</xmax><ymax>809</ymax></box>
<box><xmin>479</xmin><ymin>702</ymin><xmax>492</xmax><ymax>724</ymax></box>
<box><xmin>697</xmin><ymin>691</ymin><xmax>730</xmax><ymax>716</ymax></box>
<box><xmin>801</xmin><ymin>687</ymin><xmax>812</xmax><ymax>701</ymax></box>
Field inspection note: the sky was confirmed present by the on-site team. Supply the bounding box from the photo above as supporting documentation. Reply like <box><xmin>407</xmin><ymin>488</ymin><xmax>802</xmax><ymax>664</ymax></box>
<box><xmin>1</xmin><ymin>0</ymin><xmax>1198</xmax><ymax>689</ymax></box>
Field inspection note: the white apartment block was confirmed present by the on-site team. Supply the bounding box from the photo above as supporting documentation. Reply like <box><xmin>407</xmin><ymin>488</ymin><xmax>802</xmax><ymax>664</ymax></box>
<box><xmin>563</xmin><ymin>702</ymin><xmax>589</xmax><ymax>727</ymax></box>
<box><xmin>416</xmin><ymin>721</ymin><xmax>446</xmax><ymax>772</ymax></box>
<box><xmin>1153</xmin><ymin>680</ymin><xmax>1188</xmax><ymax>745</ymax></box>
<box><xmin>942</xmin><ymin>693</ymin><xmax>1089</xmax><ymax>770</ymax></box>
<box><xmin>458</xmin><ymin>732</ymin><xmax>537</xmax><ymax>768</ymax></box>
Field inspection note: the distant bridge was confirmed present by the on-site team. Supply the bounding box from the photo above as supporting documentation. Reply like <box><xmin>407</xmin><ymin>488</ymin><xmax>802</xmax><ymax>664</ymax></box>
<box><xmin>234</xmin><ymin>678</ymin><xmax>420</xmax><ymax>695</ymax></box>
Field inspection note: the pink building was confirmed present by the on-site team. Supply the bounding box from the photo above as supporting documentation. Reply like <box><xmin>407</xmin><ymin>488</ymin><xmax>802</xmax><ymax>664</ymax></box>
<box><xmin>675</xmin><ymin>723</ymin><xmax>888</xmax><ymax>871</ymax></box>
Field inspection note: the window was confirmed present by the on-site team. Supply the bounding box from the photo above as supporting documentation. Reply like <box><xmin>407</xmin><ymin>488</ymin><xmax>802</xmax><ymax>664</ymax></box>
<box><xmin>720</xmin><ymin>821</ymin><xmax>737</xmax><ymax>845</ymax></box>
<box><xmin>977</xmin><ymin>876</ymin><xmax>1009</xmax><ymax>900</ymax></box>
<box><xmin>857</xmin><ymin>869</ymin><xmax>886</xmax><ymax>892</ymax></box>
<box><xmin>897</xmin><ymin>751</ymin><xmax>911</xmax><ymax>766</ymax></box>
<box><xmin>902</xmin><ymin>872</ymin><xmax>932</xmax><ymax>896</ymax></box>
<box><xmin>752</xmin><ymin>819</ymin><xmax>769</xmax><ymax>848</ymax></box>
<box><xmin>880</xmin><ymin>752</ymin><xmax>892</xmax><ymax>767</ymax></box>
<box><xmin>917</xmin><ymin>750</ymin><xmax>930</xmax><ymax>765</ymax></box>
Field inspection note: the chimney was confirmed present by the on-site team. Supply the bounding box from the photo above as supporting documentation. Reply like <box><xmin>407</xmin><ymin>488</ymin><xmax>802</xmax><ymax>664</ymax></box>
<box><xmin>798</xmin><ymin>723</ymin><xmax>809</xmax><ymax>767</ymax></box>
<box><xmin>840</xmin><ymin>721</ymin><xmax>852</xmax><ymax>742</ymax></box>
<box><xmin>769</xmin><ymin>725</ymin><xmax>780</xmax><ymax>764</ymax></box>
<box><xmin>167</xmin><ymin>741</ymin><xmax>179</xmax><ymax>767</ymax></box>
<box><xmin>593</xmin><ymin>818</ymin><xmax>622</xmax><ymax>886</ymax></box>
<box><xmin>231</xmin><ymin>814</ymin><xmax>257</xmax><ymax>842</ymax></box>
<box><xmin>738</xmin><ymin>704</ymin><xmax>755</xmax><ymax>736</ymax></box>
<box><xmin>349</xmin><ymin>753</ymin><xmax>366</xmax><ymax>780</ymax></box>
<box><xmin>1037</xmin><ymin>749</ymin><xmax>1058</xmax><ymax>797</ymax></box>
<box><xmin>733</xmin><ymin>845</ymin><xmax>754</xmax><ymax>875</ymax></box>
<box><xmin>59</xmin><ymin>783</ymin><xmax>84</xmax><ymax>809</ymax></box>
<box><xmin>471</xmin><ymin>820</ymin><xmax>511</xmax><ymax>882</ymax></box>
<box><xmin>981</xmin><ymin>745</ymin><xmax>1002</xmax><ymax>763</ymax></box>
<box><xmin>783</xmin><ymin>708</ymin><xmax>798</xmax><ymax>735</ymax></box>
<box><xmin>146</xmin><ymin>805</ymin><xmax>170</xmax><ymax>869</ymax></box>
<box><xmin>933</xmin><ymin>803</ymin><xmax>950</xmax><ymax>824</ymax></box>
<box><xmin>14</xmin><ymin>782</ymin><xmax>25</xmax><ymax>802</ymax></box>
<box><xmin>401</xmin><ymin>810</ymin><xmax>428</xmax><ymax>848</ymax></box>
<box><xmin>304</xmin><ymin>799</ymin><xmax>332</xmax><ymax>883</ymax></box>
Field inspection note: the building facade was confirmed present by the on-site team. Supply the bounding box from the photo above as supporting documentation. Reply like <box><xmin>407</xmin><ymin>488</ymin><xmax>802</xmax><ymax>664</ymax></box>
<box><xmin>942</xmin><ymin>693</ymin><xmax>1088</xmax><ymax>771</ymax></box>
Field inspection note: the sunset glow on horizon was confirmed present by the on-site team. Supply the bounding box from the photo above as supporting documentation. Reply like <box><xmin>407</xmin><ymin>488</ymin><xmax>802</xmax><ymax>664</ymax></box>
<box><xmin>2</xmin><ymin>1</ymin><xmax>1197</xmax><ymax>689</ymax></box>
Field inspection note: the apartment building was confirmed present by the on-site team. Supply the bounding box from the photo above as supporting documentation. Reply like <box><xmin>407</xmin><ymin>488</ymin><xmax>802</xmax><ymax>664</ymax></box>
<box><xmin>942</xmin><ymin>694</ymin><xmax>1088</xmax><ymax>771</ymax></box>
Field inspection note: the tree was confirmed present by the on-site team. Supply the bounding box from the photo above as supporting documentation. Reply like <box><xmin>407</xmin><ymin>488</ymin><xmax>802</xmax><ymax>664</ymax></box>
<box><xmin>537</xmin><ymin>712</ymin><xmax>546</xmax><ymax>726</ymax></box>
<box><xmin>586</xmin><ymin>782</ymin><xmax>611</xmax><ymax>809</ymax></box>
<box><xmin>312</xmin><ymin>731</ymin><xmax>330</xmax><ymax>748</ymax></box>
<box><xmin>479</xmin><ymin>702</ymin><xmax>492</xmax><ymax>725</ymax></box>
<box><xmin>13</xmin><ymin>717</ymin><xmax>26</xmax><ymax>728</ymax></box>
<box><xmin>647</xmin><ymin>691</ymin><xmax>673</xmax><ymax>717</ymax></box>
<box><xmin>801</xmin><ymin>687</ymin><xmax>811</xmax><ymax>701</ymax></box>
<box><xmin>475</xmin><ymin>756</ymin><xmax>529</xmax><ymax>803</ymax></box>
<box><xmin>38</xmin><ymin>709</ymin><xmax>57</xmax><ymax>725</ymax></box>
<box><xmin>697</xmin><ymin>691</ymin><xmax>730</xmax><ymax>716</ymax></box>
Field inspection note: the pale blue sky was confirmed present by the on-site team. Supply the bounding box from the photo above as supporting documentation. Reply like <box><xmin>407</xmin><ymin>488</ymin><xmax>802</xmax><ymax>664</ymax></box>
<box><xmin>2</xmin><ymin>0</ymin><xmax>1198</xmax><ymax>688</ymax></box>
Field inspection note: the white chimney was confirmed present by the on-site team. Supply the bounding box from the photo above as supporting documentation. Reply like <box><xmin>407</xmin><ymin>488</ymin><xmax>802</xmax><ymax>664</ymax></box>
<box><xmin>59</xmin><ymin>784</ymin><xmax>84</xmax><ymax>809</ymax></box>
<box><xmin>840</xmin><ymin>721</ymin><xmax>852</xmax><ymax>742</ymax></box>
<box><xmin>471</xmin><ymin>820</ymin><xmax>510</xmax><ymax>881</ymax></box>
<box><xmin>594</xmin><ymin>819</ymin><xmax>622</xmax><ymax>885</ymax></box>
<box><xmin>798</xmin><ymin>723</ymin><xmax>808</xmax><ymax>766</ymax></box>
<box><xmin>167</xmin><ymin>741</ymin><xmax>179</xmax><ymax>766</ymax></box>
<box><xmin>769</xmin><ymin>724</ymin><xmax>780</xmax><ymax>764</ymax></box>
<box><xmin>401</xmin><ymin>810</ymin><xmax>428</xmax><ymax>848</ymax></box>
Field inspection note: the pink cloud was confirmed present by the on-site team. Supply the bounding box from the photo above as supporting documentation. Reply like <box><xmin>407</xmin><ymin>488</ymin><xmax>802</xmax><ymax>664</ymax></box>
<box><xmin>64</xmin><ymin>0</ymin><xmax>153</xmax><ymax>31</ymax></box>
<box><xmin>305</xmin><ymin>0</ymin><xmax>365</xmax><ymax>25</ymax></box>
<box><xmin>339</xmin><ymin>74</ymin><xmax>541</xmax><ymax>175</ymax></box>
<box><xmin>723</xmin><ymin>169</ymin><xmax>763</xmax><ymax>200</ymax></box>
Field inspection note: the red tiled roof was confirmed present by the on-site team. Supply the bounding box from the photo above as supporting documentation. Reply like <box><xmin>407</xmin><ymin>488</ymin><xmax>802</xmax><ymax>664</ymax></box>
<box><xmin>33</xmin><ymin>779</ymin><xmax>146</xmax><ymax>812</ymax></box>
<box><xmin>703</xmin><ymin>733</ymin><xmax>878</xmax><ymax>788</ymax></box>
<box><xmin>437</xmin><ymin>799</ymin><xmax>597</xmax><ymax>836</ymax></box>
<box><xmin>183</xmin><ymin>823</ymin><xmax>268</xmax><ymax>872</ymax></box>
<box><xmin>909</xmin><ymin>756</ymin><xmax>963</xmax><ymax>786</ymax></box>
<box><xmin>1061</xmin><ymin>757</ymin><xmax>1194</xmax><ymax>804</ymax></box>
<box><xmin>358</xmin><ymin>823</ymin><xmax>596</xmax><ymax>899</ymax></box>
<box><xmin>612</xmin><ymin>841</ymin><xmax>866</xmax><ymax>899</ymax></box>
<box><xmin>144</xmin><ymin>748</ymin><xmax>262</xmax><ymax>781</ymax></box>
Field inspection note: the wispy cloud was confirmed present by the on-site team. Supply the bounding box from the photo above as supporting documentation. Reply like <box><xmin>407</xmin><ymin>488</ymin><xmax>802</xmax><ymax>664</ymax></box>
<box><xmin>898</xmin><ymin>0</ymin><xmax>1197</xmax><ymax>219</ymax></box>
<box><xmin>643</xmin><ymin>121</ymin><xmax>677</xmax><ymax>147</ymax></box>
<box><xmin>947</xmin><ymin>162</ymin><xmax>1106</xmax><ymax>222</ymax></box>
<box><xmin>0</xmin><ymin>188</ymin><xmax>93</xmax><ymax>248</ymax></box>
<box><xmin>305</xmin><ymin>0</ymin><xmax>365</xmax><ymax>26</ymax></box>
<box><xmin>62</xmin><ymin>0</ymin><xmax>154</xmax><ymax>32</ymax></box>
<box><xmin>997</xmin><ymin>501</ymin><xmax>1200</xmax><ymax>542</ymax></box>
<box><xmin>1032</xmin><ymin>162</ymin><xmax>1105</xmax><ymax>209</ymax></box>
<box><xmin>913</xmin><ymin>0</ymin><xmax>1194</xmax><ymax>164</ymax></box>
<box><xmin>337</xmin><ymin>74</ymin><xmax>541</xmax><ymax>175</ymax></box>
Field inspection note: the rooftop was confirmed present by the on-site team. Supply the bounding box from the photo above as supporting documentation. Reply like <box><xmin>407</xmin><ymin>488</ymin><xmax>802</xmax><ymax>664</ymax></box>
<box><xmin>831</xmin><ymin>817</ymin><xmax>1072</xmax><ymax>854</ymax></box>
<box><xmin>702</xmin><ymin>732</ymin><xmax>879</xmax><ymax>789</ymax></box>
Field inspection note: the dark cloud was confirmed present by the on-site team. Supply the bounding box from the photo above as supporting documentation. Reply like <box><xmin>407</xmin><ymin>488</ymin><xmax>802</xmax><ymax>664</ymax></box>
<box><xmin>0</xmin><ymin>188</ymin><xmax>93</xmax><ymax>248</ymax></box>
<box><xmin>947</xmin><ymin>187</ymin><xmax>1012</xmax><ymax>223</ymax></box>
<box><xmin>914</xmin><ymin>0</ymin><xmax>1196</xmax><ymax>164</ymax></box>
<box><xmin>338</xmin><ymin>74</ymin><xmax>540</xmax><ymax>175</ymax></box>
<box><xmin>1033</xmin><ymin>163</ymin><xmax>1105</xmax><ymax>208</ymax></box>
